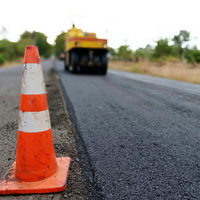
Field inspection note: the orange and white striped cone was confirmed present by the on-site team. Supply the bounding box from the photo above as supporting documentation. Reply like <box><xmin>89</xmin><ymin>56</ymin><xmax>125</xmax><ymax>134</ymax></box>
<box><xmin>0</xmin><ymin>46</ymin><xmax>71</xmax><ymax>194</ymax></box>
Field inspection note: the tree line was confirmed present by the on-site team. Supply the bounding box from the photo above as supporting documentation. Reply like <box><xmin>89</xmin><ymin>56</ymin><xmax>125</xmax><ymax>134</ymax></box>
<box><xmin>111</xmin><ymin>30</ymin><xmax>200</xmax><ymax>64</ymax></box>
<box><xmin>0</xmin><ymin>31</ymin><xmax>52</xmax><ymax>64</ymax></box>
<box><xmin>0</xmin><ymin>30</ymin><xmax>200</xmax><ymax>65</ymax></box>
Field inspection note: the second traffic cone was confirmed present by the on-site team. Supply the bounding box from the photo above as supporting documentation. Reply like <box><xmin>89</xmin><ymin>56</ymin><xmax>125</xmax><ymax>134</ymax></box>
<box><xmin>0</xmin><ymin>46</ymin><xmax>71</xmax><ymax>194</ymax></box>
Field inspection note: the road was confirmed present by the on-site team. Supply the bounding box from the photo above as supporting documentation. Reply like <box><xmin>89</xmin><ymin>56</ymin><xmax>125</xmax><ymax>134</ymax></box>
<box><xmin>56</xmin><ymin>60</ymin><xmax>200</xmax><ymax>200</ymax></box>
<box><xmin>1</xmin><ymin>61</ymin><xmax>200</xmax><ymax>200</ymax></box>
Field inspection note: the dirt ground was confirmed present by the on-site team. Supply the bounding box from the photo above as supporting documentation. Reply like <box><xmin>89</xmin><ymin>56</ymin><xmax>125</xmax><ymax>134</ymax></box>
<box><xmin>0</xmin><ymin>67</ymin><xmax>89</xmax><ymax>200</ymax></box>
<box><xmin>0</xmin><ymin>60</ymin><xmax>23</xmax><ymax>69</ymax></box>
<box><xmin>109</xmin><ymin>60</ymin><xmax>200</xmax><ymax>84</ymax></box>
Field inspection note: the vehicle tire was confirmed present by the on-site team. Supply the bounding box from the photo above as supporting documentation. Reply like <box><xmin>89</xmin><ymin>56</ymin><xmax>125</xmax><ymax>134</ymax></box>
<box><xmin>99</xmin><ymin>54</ymin><xmax>108</xmax><ymax>75</ymax></box>
<box><xmin>65</xmin><ymin>65</ymin><xmax>69</xmax><ymax>71</ymax></box>
<box><xmin>99</xmin><ymin>65</ymin><xmax>107</xmax><ymax>75</ymax></box>
<box><xmin>64</xmin><ymin>56</ymin><xmax>69</xmax><ymax>71</ymax></box>
<box><xmin>101</xmin><ymin>54</ymin><xmax>108</xmax><ymax>66</ymax></box>
<box><xmin>81</xmin><ymin>55</ymin><xmax>88</xmax><ymax>65</ymax></box>
<box><xmin>93</xmin><ymin>55</ymin><xmax>101</xmax><ymax>65</ymax></box>
<box><xmin>69</xmin><ymin>65</ymin><xmax>78</xmax><ymax>73</ymax></box>
<box><xmin>64</xmin><ymin>63</ymin><xmax>69</xmax><ymax>71</ymax></box>
<box><xmin>70</xmin><ymin>52</ymin><xmax>79</xmax><ymax>73</ymax></box>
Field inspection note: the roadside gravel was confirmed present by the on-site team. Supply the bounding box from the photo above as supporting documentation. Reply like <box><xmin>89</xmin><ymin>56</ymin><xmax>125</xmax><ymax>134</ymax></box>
<box><xmin>0</xmin><ymin>62</ymin><xmax>89</xmax><ymax>200</ymax></box>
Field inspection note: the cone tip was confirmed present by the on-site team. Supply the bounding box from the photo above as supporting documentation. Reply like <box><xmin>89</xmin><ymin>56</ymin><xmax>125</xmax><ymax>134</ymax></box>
<box><xmin>24</xmin><ymin>46</ymin><xmax>40</xmax><ymax>64</ymax></box>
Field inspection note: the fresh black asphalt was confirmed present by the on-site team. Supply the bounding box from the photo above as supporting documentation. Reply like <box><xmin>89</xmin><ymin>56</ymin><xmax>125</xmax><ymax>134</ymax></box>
<box><xmin>56</xmin><ymin>60</ymin><xmax>200</xmax><ymax>200</ymax></box>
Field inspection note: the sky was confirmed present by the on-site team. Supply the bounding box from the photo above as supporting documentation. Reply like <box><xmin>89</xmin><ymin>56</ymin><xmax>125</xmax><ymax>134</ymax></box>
<box><xmin>0</xmin><ymin>0</ymin><xmax>200</xmax><ymax>49</ymax></box>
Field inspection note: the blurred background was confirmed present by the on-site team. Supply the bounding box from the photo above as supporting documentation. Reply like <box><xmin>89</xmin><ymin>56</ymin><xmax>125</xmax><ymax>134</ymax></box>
<box><xmin>1</xmin><ymin>0</ymin><xmax>200</xmax><ymax>82</ymax></box>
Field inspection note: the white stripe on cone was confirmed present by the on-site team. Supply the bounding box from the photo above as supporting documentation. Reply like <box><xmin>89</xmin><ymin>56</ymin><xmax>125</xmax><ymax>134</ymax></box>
<box><xmin>21</xmin><ymin>63</ymin><xmax>46</xmax><ymax>95</ymax></box>
<box><xmin>18</xmin><ymin>110</ymin><xmax>51</xmax><ymax>133</ymax></box>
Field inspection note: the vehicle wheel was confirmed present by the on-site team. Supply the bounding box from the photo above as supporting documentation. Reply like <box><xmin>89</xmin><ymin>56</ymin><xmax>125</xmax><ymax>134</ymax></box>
<box><xmin>69</xmin><ymin>65</ymin><xmax>78</xmax><ymax>73</ymax></box>
<box><xmin>93</xmin><ymin>55</ymin><xmax>101</xmax><ymax>65</ymax></box>
<box><xmin>101</xmin><ymin>54</ymin><xmax>108</xmax><ymax>66</ymax></box>
<box><xmin>70</xmin><ymin>52</ymin><xmax>79</xmax><ymax>73</ymax></box>
<box><xmin>99</xmin><ymin>54</ymin><xmax>108</xmax><ymax>75</ymax></box>
<box><xmin>99</xmin><ymin>65</ymin><xmax>107</xmax><ymax>75</ymax></box>
<box><xmin>64</xmin><ymin>56</ymin><xmax>69</xmax><ymax>71</ymax></box>
<box><xmin>64</xmin><ymin>63</ymin><xmax>69</xmax><ymax>71</ymax></box>
<box><xmin>81</xmin><ymin>55</ymin><xmax>88</xmax><ymax>65</ymax></box>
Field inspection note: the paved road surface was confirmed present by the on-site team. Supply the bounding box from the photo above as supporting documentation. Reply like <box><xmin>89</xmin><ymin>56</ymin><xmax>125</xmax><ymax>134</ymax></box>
<box><xmin>56</xmin><ymin>60</ymin><xmax>200</xmax><ymax>200</ymax></box>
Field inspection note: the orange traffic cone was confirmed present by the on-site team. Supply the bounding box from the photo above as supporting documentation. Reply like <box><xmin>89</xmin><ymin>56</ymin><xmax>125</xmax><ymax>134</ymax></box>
<box><xmin>0</xmin><ymin>46</ymin><xmax>71</xmax><ymax>194</ymax></box>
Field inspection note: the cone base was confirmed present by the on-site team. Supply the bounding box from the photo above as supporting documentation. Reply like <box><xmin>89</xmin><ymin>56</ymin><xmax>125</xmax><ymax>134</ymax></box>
<box><xmin>0</xmin><ymin>157</ymin><xmax>71</xmax><ymax>195</ymax></box>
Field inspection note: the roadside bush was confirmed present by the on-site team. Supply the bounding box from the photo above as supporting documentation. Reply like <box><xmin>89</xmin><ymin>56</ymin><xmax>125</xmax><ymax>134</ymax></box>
<box><xmin>115</xmin><ymin>45</ymin><xmax>133</xmax><ymax>60</ymax></box>
<box><xmin>0</xmin><ymin>40</ymin><xmax>18</xmax><ymax>63</ymax></box>
<box><xmin>185</xmin><ymin>49</ymin><xmax>200</xmax><ymax>63</ymax></box>
<box><xmin>0</xmin><ymin>54</ymin><xmax>5</xmax><ymax>65</ymax></box>
<box><xmin>134</xmin><ymin>45</ymin><xmax>153</xmax><ymax>61</ymax></box>
<box><xmin>16</xmin><ymin>38</ymin><xmax>33</xmax><ymax>56</ymax></box>
<box><xmin>152</xmin><ymin>39</ymin><xmax>173</xmax><ymax>58</ymax></box>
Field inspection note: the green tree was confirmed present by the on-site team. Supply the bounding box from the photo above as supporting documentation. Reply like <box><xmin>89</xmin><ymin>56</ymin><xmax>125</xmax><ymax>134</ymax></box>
<box><xmin>0</xmin><ymin>54</ymin><xmax>5</xmax><ymax>64</ymax></box>
<box><xmin>0</xmin><ymin>39</ymin><xmax>17</xmax><ymax>62</ymax></box>
<box><xmin>54</xmin><ymin>32</ymin><xmax>66</xmax><ymax>57</ymax></box>
<box><xmin>109</xmin><ymin>47</ymin><xmax>117</xmax><ymax>59</ymax></box>
<box><xmin>115</xmin><ymin>45</ymin><xmax>133</xmax><ymax>60</ymax></box>
<box><xmin>153</xmin><ymin>39</ymin><xmax>172</xmax><ymax>58</ymax></box>
<box><xmin>134</xmin><ymin>45</ymin><xmax>153</xmax><ymax>61</ymax></box>
<box><xmin>185</xmin><ymin>49</ymin><xmax>200</xmax><ymax>63</ymax></box>
<box><xmin>16</xmin><ymin>31</ymin><xmax>52</xmax><ymax>58</ymax></box>
<box><xmin>16</xmin><ymin>37</ymin><xmax>33</xmax><ymax>56</ymax></box>
<box><xmin>33</xmin><ymin>32</ymin><xmax>52</xmax><ymax>57</ymax></box>
<box><xmin>173</xmin><ymin>30</ymin><xmax>190</xmax><ymax>60</ymax></box>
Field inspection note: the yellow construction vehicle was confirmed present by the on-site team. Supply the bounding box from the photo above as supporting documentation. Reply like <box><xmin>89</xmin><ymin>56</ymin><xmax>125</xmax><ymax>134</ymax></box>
<box><xmin>64</xmin><ymin>25</ymin><xmax>108</xmax><ymax>75</ymax></box>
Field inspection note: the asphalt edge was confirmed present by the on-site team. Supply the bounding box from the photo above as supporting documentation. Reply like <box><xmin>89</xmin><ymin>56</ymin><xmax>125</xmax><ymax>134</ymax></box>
<box><xmin>55</xmin><ymin>66</ymin><xmax>105</xmax><ymax>200</ymax></box>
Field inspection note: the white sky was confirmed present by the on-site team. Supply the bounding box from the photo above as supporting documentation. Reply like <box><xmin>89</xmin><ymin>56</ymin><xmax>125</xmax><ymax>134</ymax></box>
<box><xmin>0</xmin><ymin>0</ymin><xmax>200</xmax><ymax>49</ymax></box>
